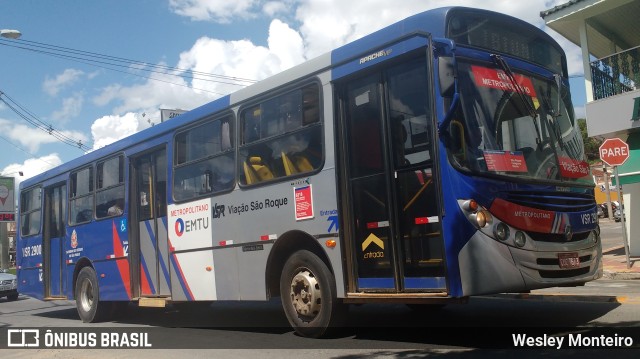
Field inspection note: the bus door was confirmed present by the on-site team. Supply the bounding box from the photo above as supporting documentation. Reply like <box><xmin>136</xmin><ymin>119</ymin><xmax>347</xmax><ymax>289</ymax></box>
<box><xmin>338</xmin><ymin>56</ymin><xmax>446</xmax><ymax>292</ymax></box>
<box><xmin>42</xmin><ymin>183</ymin><xmax>66</xmax><ymax>298</ymax></box>
<box><xmin>130</xmin><ymin>148</ymin><xmax>170</xmax><ymax>298</ymax></box>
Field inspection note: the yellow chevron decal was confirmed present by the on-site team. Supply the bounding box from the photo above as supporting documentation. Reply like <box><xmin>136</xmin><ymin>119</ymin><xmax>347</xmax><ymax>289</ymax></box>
<box><xmin>362</xmin><ymin>233</ymin><xmax>384</xmax><ymax>251</ymax></box>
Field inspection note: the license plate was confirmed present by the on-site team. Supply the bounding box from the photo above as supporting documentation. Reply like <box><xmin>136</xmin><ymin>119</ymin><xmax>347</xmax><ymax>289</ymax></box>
<box><xmin>558</xmin><ymin>252</ymin><xmax>580</xmax><ymax>269</ymax></box>
<box><xmin>0</xmin><ymin>285</ymin><xmax>7</xmax><ymax>291</ymax></box>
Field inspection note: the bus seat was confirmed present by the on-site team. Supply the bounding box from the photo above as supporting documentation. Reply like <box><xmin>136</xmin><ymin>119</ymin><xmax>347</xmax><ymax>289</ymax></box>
<box><xmin>248</xmin><ymin>156</ymin><xmax>274</xmax><ymax>181</ymax></box>
<box><xmin>282</xmin><ymin>152</ymin><xmax>297</xmax><ymax>175</ymax></box>
<box><xmin>295</xmin><ymin>155</ymin><xmax>313</xmax><ymax>172</ymax></box>
<box><xmin>243</xmin><ymin>161</ymin><xmax>259</xmax><ymax>184</ymax></box>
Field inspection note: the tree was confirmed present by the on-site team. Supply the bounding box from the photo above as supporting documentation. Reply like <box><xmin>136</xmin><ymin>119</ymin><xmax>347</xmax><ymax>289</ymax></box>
<box><xmin>578</xmin><ymin>118</ymin><xmax>602</xmax><ymax>163</ymax></box>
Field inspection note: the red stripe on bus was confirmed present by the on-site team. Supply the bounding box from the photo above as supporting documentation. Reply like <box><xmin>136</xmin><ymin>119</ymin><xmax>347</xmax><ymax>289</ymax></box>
<box><xmin>140</xmin><ymin>264</ymin><xmax>152</xmax><ymax>295</ymax></box>
<box><xmin>112</xmin><ymin>222</ymin><xmax>131</xmax><ymax>299</ymax></box>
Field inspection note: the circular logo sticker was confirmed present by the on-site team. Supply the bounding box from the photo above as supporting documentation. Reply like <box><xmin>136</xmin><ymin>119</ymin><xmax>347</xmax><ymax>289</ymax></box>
<box><xmin>174</xmin><ymin>218</ymin><xmax>185</xmax><ymax>237</ymax></box>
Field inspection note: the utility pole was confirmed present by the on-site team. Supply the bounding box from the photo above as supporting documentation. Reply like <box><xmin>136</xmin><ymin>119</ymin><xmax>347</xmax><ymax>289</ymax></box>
<box><xmin>603</xmin><ymin>164</ymin><xmax>614</xmax><ymax>219</ymax></box>
<box><xmin>0</xmin><ymin>222</ymin><xmax>7</xmax><ymax>269</ymax></box>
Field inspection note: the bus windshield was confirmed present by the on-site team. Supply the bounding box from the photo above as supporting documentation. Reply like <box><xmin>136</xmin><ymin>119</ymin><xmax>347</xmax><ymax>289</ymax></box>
<box><xmin>448</xmin><ymin>60</ymin><xmax>592</xmax><ymax>185</ymax></box>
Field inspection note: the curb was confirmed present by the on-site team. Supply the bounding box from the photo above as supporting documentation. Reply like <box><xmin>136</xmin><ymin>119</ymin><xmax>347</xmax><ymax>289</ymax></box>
<box><xmin>492</xmin><ymin>293</ymin><xmax>620</xmax><ymax>303</ymax></box>
<box><xmin>491</xmin><ymin>293</ymin><xmax>640</xmax><ymax>304</ymax></box>
<box><xmin>603</xmin><ymin>270</ymin><xmax>640</xmax><ymax>280</ymax></box>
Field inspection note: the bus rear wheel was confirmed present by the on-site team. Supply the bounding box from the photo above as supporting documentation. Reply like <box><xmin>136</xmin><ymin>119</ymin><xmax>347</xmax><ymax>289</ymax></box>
<box><xmin>280</xmin><ymin>250</ymin><xmax>346</xmax><ymax>338</ymax></box>
<box><xmin>75</xmin><ymin>267</ymin><xmax>110</xmax><ymax>323</ymax></box>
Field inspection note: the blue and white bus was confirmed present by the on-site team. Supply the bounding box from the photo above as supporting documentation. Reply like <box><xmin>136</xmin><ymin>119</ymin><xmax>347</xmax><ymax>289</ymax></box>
<box><xmin>17</xmin><ymin>7</ymin><xmax>601</xmax><ymax>338</ymax></box>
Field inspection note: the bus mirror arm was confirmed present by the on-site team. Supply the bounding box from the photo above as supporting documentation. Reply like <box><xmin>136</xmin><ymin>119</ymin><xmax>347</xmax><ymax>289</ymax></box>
<box><xmin>434</xmin><ymin>39</ymin><xmax>459</xmax><ymax>141</ymax></box>
<box><xmin>438</xmin><ymin>90</ymin><xmax>460</xmax><ymax>142</ymax></box>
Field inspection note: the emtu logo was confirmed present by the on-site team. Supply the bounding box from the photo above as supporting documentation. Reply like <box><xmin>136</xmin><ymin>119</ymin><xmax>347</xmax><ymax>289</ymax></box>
<box><xmin>174</xmin><ymin>218</ymin><xmax>185</xmax><ymax>237</ymax></box>
<box><xmin>173</xmin><ymin>216</ymin><xmax>209</xmax><ymax>238</ymax></box>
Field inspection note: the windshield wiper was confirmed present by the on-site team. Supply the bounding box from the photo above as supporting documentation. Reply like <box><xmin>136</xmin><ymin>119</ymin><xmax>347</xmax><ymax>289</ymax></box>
<box><xmin>539</xmin><ymin>78</ymin><xmax>565</xmax><ymax>150</ymax></box>
<box><xmin>490</xmin><ymin>54</ymin><xmax>543</xmax><ymax>145</ymax></box>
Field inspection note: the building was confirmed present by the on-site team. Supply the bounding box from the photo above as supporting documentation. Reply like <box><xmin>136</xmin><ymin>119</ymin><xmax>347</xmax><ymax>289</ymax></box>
<box><xmin>541</xmin><ymin>0</ymin><xmax>640</xmax><ymax>256</ymax></box>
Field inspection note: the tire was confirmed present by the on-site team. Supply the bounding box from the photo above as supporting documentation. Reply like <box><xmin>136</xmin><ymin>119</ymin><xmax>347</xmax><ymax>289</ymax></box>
<box><xmin>75</xmin><ymin>267</ymin><xmax>111</xmax><ymax>323</ymax></box>
<box><xmin>280</xmin><ymin>250</ymin><xmax>346</xmax><ymax>338</ymax></box>
<box><xmin>7</xmin><ymin>293</ymin><xmax>18</xmax><ymax>301</ymax></box>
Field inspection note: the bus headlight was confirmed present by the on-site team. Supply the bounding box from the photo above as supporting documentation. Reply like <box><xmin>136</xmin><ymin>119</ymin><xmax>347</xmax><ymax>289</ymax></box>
<box><xmin>459</xmin><ymin>199</ymin><xmax>491</xmax><ymax>229</ymax></box>
<box><xmin>514</xmin><ymin>231</ymin><xmax>526</xmax><ymax>247</ymax></box>
<box><xmin>494</xmin><ymin>222</ymin><xmax>509</xmax><ymax>241</ymax></box>
<box><xmin>475</xmin><ymin>210</ymin><xmax>491</xmax><ymax>228</ymax></box>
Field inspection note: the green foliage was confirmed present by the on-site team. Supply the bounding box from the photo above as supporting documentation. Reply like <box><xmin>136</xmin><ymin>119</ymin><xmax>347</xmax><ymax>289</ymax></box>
<box><xmin>578</xmin><ymin>118</ymin><xmax>602</xmax><ymax>163</ymax></box>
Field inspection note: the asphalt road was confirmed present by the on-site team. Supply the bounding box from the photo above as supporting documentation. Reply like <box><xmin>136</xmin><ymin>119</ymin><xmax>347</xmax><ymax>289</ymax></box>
<box><xmin>1</xmin><ymin>278</ymin><xmax>639</xmax><ymax>358</ymax></box>
<box><xmin>599</xmin><ymin>218</ymin><xmax>626</xmax><ymax>251</ymax></box>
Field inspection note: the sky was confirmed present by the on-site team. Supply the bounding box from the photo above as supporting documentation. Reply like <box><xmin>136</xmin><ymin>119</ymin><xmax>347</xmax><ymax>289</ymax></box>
<box><xmin>0</xmin><ymin>0</ymin><xmax>587</xmax><ymax>187</ymax></box>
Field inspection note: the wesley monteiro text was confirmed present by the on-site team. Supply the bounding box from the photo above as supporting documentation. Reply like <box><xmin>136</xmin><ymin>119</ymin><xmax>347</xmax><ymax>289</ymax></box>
<box><xmin>512</xmin><ymin>333</ymin><xmax>634</xmax><ymax>349</ymax></box>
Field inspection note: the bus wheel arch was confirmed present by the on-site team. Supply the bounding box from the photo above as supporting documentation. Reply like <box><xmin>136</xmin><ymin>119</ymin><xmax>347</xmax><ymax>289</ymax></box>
<box><xmin>265</xmin><ymin>230</ymin><xmax>332</xmax><ymax>298</ymax></box>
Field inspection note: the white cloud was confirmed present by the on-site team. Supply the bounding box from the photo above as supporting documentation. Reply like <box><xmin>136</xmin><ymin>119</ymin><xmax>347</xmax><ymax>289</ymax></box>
<box><xmin>90</xmin><ymin>112</ymin><xmax>147</xmax><ymax>150</ymax></box>
<box><xmin>43</xmin><ymin>69</ymin><xmax>85</xmax><ymax>97</ymax></box>
<box><xmin>169</xmin><ymin>0</ymin><xmax>260</xmax><ymax>22</ymax></box>
<box><xmin>51</xmin><ymin>93</ymin><xmax>84</xmax><ymax>123</ymax></box>
<box><xmin>2</xmin><ymin>154</ymin><xmax>63</xmax><ymax>188</ymax></box>
<box><xmin>0</xmin><ymin>118</ymin><xmax>88</xmax><ymax>154</ymax></box>
<box><xmin>263</xmin><ymin>1</ymin><xmax>290</xmax><ymax>17</ymax></box>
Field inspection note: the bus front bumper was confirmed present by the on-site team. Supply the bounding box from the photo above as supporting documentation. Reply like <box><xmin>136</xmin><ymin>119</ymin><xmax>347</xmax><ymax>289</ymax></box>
<box><xmin>458</xmin><ymin>230</ymin><xmax>602</xmax><ymax>297</ymax></box>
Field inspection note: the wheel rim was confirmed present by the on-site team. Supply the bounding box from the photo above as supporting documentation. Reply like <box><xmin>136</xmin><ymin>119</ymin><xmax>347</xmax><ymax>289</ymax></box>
<box><xmin>289</xmin><ymin>268</ymin><xmax>322</xmax><ymax>321</ymax></box>
<box><xmin>79</xmin><ymin>277</ymin><xmax>94</xmax><ymax>313</ymax></box>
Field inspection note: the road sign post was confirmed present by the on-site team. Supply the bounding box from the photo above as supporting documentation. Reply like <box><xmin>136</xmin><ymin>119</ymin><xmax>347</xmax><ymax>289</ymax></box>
<box><xmin>599</xmin><ymin>138</ymin><xmax>631</xmax><ymax>268</ymax></box>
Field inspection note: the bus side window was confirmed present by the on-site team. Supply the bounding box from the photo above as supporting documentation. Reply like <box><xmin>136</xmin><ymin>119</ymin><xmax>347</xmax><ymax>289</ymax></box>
<box><xmin>95</xmin><ymin>155</ymin><xmax>125</xmax><ymax>219</ymax></box>
<box><xmin>173</xmin><ymin>116</ymin><xmax>235</xmax><ymax>201</ymax></box>
<box><xmin>69</xmin><ymin>167</ymin><xmax>94</xmax><ymax>225</ymax></box>
<box><xmin>239</xmin><ymin>83</ymin><xmax>322</xmax><ymax>186</ymax></box>
<box><xmin>20</xmin><ymin>188</ymin><xmax>42</xmax><ymax>236</ymax></box>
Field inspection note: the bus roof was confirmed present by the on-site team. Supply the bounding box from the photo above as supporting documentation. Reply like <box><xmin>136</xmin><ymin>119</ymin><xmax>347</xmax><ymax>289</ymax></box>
<box><xmin>20</xmin><ymin>6</ymin><xmax>555</xmax><ymax>189</ymax></box>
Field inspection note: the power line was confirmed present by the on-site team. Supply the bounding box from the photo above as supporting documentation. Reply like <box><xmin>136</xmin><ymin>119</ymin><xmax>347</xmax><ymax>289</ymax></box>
<box><xmin>0</xmin><ymin>38</ymin><xmax>258</xmax><ymax>91</ymax></box>
<box><xmin>19</xmin><ymin>38</ymin><xmax>258</xmax><ymax>84</ymax></box>
<box><xmin>0</xmin><ymin>90</ymin><xmax>90</xmax><ymax>151</ymax></box>
<box><xmin>0</xmin><ymin>36</ymin><xmax>261</xmax><ymax>155</ymax></box>
<box><xmin>0</xmin><ymin>133</ymin><xmax>57</xmax><ymax>167</ymax></box>
<box><xmin>0</xmin><ymin>37</ymin><xmax>262</xmax><ymax>164</ymax></box>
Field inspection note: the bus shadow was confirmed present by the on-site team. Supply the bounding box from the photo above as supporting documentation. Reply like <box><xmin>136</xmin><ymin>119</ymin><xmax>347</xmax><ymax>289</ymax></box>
<box><xmin>33</xmin><ymin>296</ymin><xmax>629</xmax><ymax>348</ymax></box>
<box><xmin>119</xmin><ymin>300</ymin><xmax>292</xmax><ymax>334</ymax></box>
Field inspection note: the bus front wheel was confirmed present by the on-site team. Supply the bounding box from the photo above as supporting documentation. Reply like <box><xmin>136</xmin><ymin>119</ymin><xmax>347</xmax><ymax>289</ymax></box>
<box><xmin>75</xmin><ymin>267</ymin><xmax>110</xmax><ymax>323</ymax></box>
<box><xmin>280</xmin><ymin>250</ymin><xmax>346</xmax><ymax>338</ymax></box>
